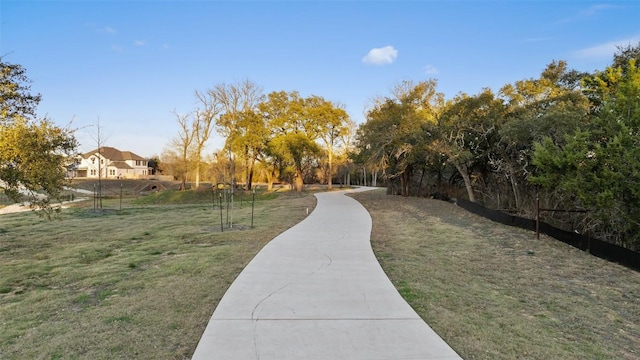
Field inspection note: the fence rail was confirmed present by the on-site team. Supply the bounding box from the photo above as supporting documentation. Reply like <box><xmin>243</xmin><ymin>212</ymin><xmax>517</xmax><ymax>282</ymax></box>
<box><xmin>452</xmin><ymin>198</ymin><xmax>640</xmax><ymax>272</ymax></box>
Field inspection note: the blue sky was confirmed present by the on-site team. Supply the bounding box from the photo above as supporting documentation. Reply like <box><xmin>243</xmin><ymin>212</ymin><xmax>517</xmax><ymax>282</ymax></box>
<box><xmin>2</xmin><ymin>1</ymin><xmax>639</xmax><ymax>158</ymax></box>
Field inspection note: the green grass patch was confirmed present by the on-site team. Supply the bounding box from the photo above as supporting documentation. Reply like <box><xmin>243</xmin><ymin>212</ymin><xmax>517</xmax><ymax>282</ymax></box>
<box><xmin>396</xmin><ymin>280</ymin><xmax>419</xmax><ymax>302</ymax></box>
<box><xmin>133</xmin><ymin>187</ymin><xmax>280</xmax><ymax>206</ymax></box>
<box><xmin>74</xmin><ymin>293</ymin><xmax>90</xmax><ymax>304</ymax></box>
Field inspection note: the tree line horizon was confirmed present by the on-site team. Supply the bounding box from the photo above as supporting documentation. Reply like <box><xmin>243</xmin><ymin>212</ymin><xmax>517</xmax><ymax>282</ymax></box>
<box><xmin>1</xmin><ymin>43</ymin><xmax>639</xmax><ymax>249</ymax></box>
<box><xmin>162</xmin><ymin>43</ymin><xmax>640</xmax><ymax>250</ymax></box>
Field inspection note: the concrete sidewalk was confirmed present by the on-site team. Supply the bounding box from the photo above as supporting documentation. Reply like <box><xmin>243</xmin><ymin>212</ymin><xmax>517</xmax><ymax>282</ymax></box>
<box><xmin>192</xmin><ymin>187</ymin><xmax>462</xmax><ymax>359</ymax></box>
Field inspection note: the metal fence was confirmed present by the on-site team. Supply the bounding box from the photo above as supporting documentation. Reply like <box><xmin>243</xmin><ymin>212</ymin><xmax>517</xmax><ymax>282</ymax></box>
<box><xmin>453</xmin><ymin>198</ymin><xmax>640</xmax><ymax>272</ymax></box>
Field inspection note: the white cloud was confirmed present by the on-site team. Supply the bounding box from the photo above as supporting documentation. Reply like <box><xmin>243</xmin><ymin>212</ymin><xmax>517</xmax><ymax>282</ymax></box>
<box><xmin>162</xmin><ymin>43</ymin><xmax>170</xmax><ymax>49</ymax></box>
<box><xmin>362</xmin><ymin>46</ymin><xmax>398</xmax><ymax>65</ymax></box>
<box><xmin>578</xmin><ymin>4</ymin><xmax>616</xmax><ymax>17</ymax></box>
<box><xmin>424</xmin><ymin>64</ymin><xmax>439</xmax><ymax>75</ymax></box>
<box><xmin>556</xmin><ymin>4</ymin><xmax>617</xmax><ymax>25</ymax></box>
<box><xmin>111</xmin><ymin>45</ymin><xmax>124</xmax><ymax>53</ymax></box>
<box><xmin>133</xmin><ymin>40</ymin><xmax>146</xmax><ymax>46</ymax></box>
<box><xmin>574</xmin><ymin>36</ymin><xmax>640</xmax><ymax>59</ymax></box>
<box><xmin>101</xmin><ymin>26</ymin><xmax>117</xmax><ymax>34</ymax></box>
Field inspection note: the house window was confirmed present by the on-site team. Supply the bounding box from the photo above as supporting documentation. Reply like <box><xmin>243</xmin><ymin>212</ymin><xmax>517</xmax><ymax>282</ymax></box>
<box><xmin>90</xmin><ymin>169</ymin><xmax>96</xmax><ymax>176</ymax></box>
<box><xmin>91</xmin><ymin>157</ymin><xmax>95</xmax><ymax>164</ymax></box>
<box><xmin>101</xmin><ymin>159</ymin><xmax>104</xmax><ymax>164</ymax></box>
<box><xmin>109</xmin><ymin>169</ymin><xmax>116</xmax><ymax>176</ymax></box>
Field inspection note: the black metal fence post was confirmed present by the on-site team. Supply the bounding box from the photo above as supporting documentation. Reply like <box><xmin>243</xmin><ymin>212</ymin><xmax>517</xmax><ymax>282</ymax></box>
<box><xmin>536</xmin><ymin>197</ymin><xmax>588</xmax><ymax>240</ymax></box>
<box><xmin>219</xmin><ymin>192</ymin><xmax>223</xmax><ymax>232</ymax></box>
<box><xmin>226</xmin><ymin>189</ymin><xmax>230</xmax><ymax>225</ymax></box>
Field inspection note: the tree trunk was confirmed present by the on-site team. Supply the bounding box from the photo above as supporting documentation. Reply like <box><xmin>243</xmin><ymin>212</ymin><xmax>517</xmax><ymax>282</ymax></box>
<box><xmin>97</xmin><ymin>152</ymin><xmax>103</xmax><ymax>209</ymax></box>
<box><xmin>363</xmin><ymin>167</ymin><xmax>367</xmax><ymax>186</ymax></box>
<box><xmin>400</xmin><ymin>175</ymin><xmax>408</xmax><ymax>196</ymax></box>
<box><xmin>228</xmin><ymin>148</ymin><xmax>235</xmax><ymax>191</ymax></box>
<box><xmin>454</xmin><ymin>163</ymin><xmax>476</xmax><ymax>202</ymax></box>
<box><xmin>400</xmin><ymin>166</ymin><xmax>412</xmax><ymax>196</ymax></box>
<box><xmin>180</xmin><ymin>176</ymin><xmax>187</xmax><ymax>191</ymax></box>
<box><xmin>508</xmin><ymin>164</ymin><xmax>520</xmax><ymax>210</ymax></box>
<box><xmin>327</xmin><ymin>149</ymin><xmax>333</xmax><ymax>190</ymax></box>
<box><xmin>417</xmin><ymin>166</ymin><xmax>425</xmax><ymax>196</ymax></box>
<box><xmin>266</xmin><ymin>166</ymin><xmax>275</xmax><ymax>192</ymax></box>
<box><xmin>195</xmin><ymin>160</ymin><xmax>201</xmax><ymax>189</ymax></box>
<box><xmin>246</xmin><ymin>155</ymin><xmax>256</xmax><ymax>191</ymax></box>
<box><xmin>247</xmin><ymin>170</ymin><xmax>254</xmax><ymax>191</ymax></box>
<box><xmin>294</xmin><ymin>169</ymin><xmax>304</xmax><ymax>192</ymax></box>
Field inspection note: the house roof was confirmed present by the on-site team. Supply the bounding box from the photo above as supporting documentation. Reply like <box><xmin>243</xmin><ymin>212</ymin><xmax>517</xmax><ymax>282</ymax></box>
<box><xmin>82</xmin><ymin>147</ymin><xmax>146</xmax><ymax>161</ymax></box>
<box><xmin>109</xmin><ymin>161</ymin><xmax>134</xmax><ymax>169</ymax></box>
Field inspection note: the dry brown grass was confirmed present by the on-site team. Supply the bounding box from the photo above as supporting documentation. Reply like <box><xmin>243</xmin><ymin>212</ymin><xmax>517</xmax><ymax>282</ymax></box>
<box><xmin>4</xmin><ymin>187</ymin><xmax>639</xmax><ymax>359</ymax></box>
<box><xmin>0</xmin><ymin>190</ymin><xmax>316</xmax><ymax>359</ymax></box>
<box><xmin>351</xmin><ymin>189</ymin><xmax>640</xmax><ymax>360</ymax></box>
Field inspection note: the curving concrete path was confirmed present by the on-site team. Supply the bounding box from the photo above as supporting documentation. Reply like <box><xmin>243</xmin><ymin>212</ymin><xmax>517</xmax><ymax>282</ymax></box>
<box><xmin>192</xmin><ymin>187</ymin><xmax>462</xmax><ymax>359</ymax></box>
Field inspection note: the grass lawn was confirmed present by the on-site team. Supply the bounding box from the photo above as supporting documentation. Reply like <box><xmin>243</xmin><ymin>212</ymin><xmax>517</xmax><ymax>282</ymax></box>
<box><xmin>351</xmin><ymin>189</ymin><xmax>640</xmax><ymax>360</ymax></box>
<box><xmin>0</xmin><ymin>189</ymin><xmax>316</xmax><ymax>359</ymax></box>
<box><xmin>2</xmin><ymin>187</ymin><xmax>639</xmax><ymax>359</ymax></box>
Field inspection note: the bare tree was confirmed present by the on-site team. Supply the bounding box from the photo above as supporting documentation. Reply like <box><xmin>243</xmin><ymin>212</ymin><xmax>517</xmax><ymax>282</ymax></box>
<box><xmin>191</xmin><ymin>93</ymin><xmax>222</xmax><ymax>189</ymax></box>
<box><xmin>170</xmin><ymin>111</ymin><xmax>195</xmax><ymax>190</ymax></box>
<box><xmin>89</xmin><ymin>117</ymin><xmax>109</xmax><ymax>209</ymax></box>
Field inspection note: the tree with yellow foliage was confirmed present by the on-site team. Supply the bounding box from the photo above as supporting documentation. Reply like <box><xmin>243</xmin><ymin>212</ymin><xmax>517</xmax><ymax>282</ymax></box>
<box><xmin>0</xmin><ymin>59</ymin><xmax>77</xmax><ymax>216</ymax></box>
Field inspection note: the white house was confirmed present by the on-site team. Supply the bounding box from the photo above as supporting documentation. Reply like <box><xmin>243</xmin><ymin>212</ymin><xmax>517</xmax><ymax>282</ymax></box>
<box><xmin>76</xmin><ymin>147</ymin><xmax>150</xmax><ymax>179</ymax></box>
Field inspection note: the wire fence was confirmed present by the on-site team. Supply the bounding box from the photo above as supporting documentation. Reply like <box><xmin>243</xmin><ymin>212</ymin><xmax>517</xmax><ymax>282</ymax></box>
<box><xmin>79</xmin><ymin>182</ymin><xmax>258</xmax><ymax>231</ymax></box>
<box><xmin>452</xmin><ymin>198</ymin><xmax>640</xmax><ymax>272</ymax></box>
